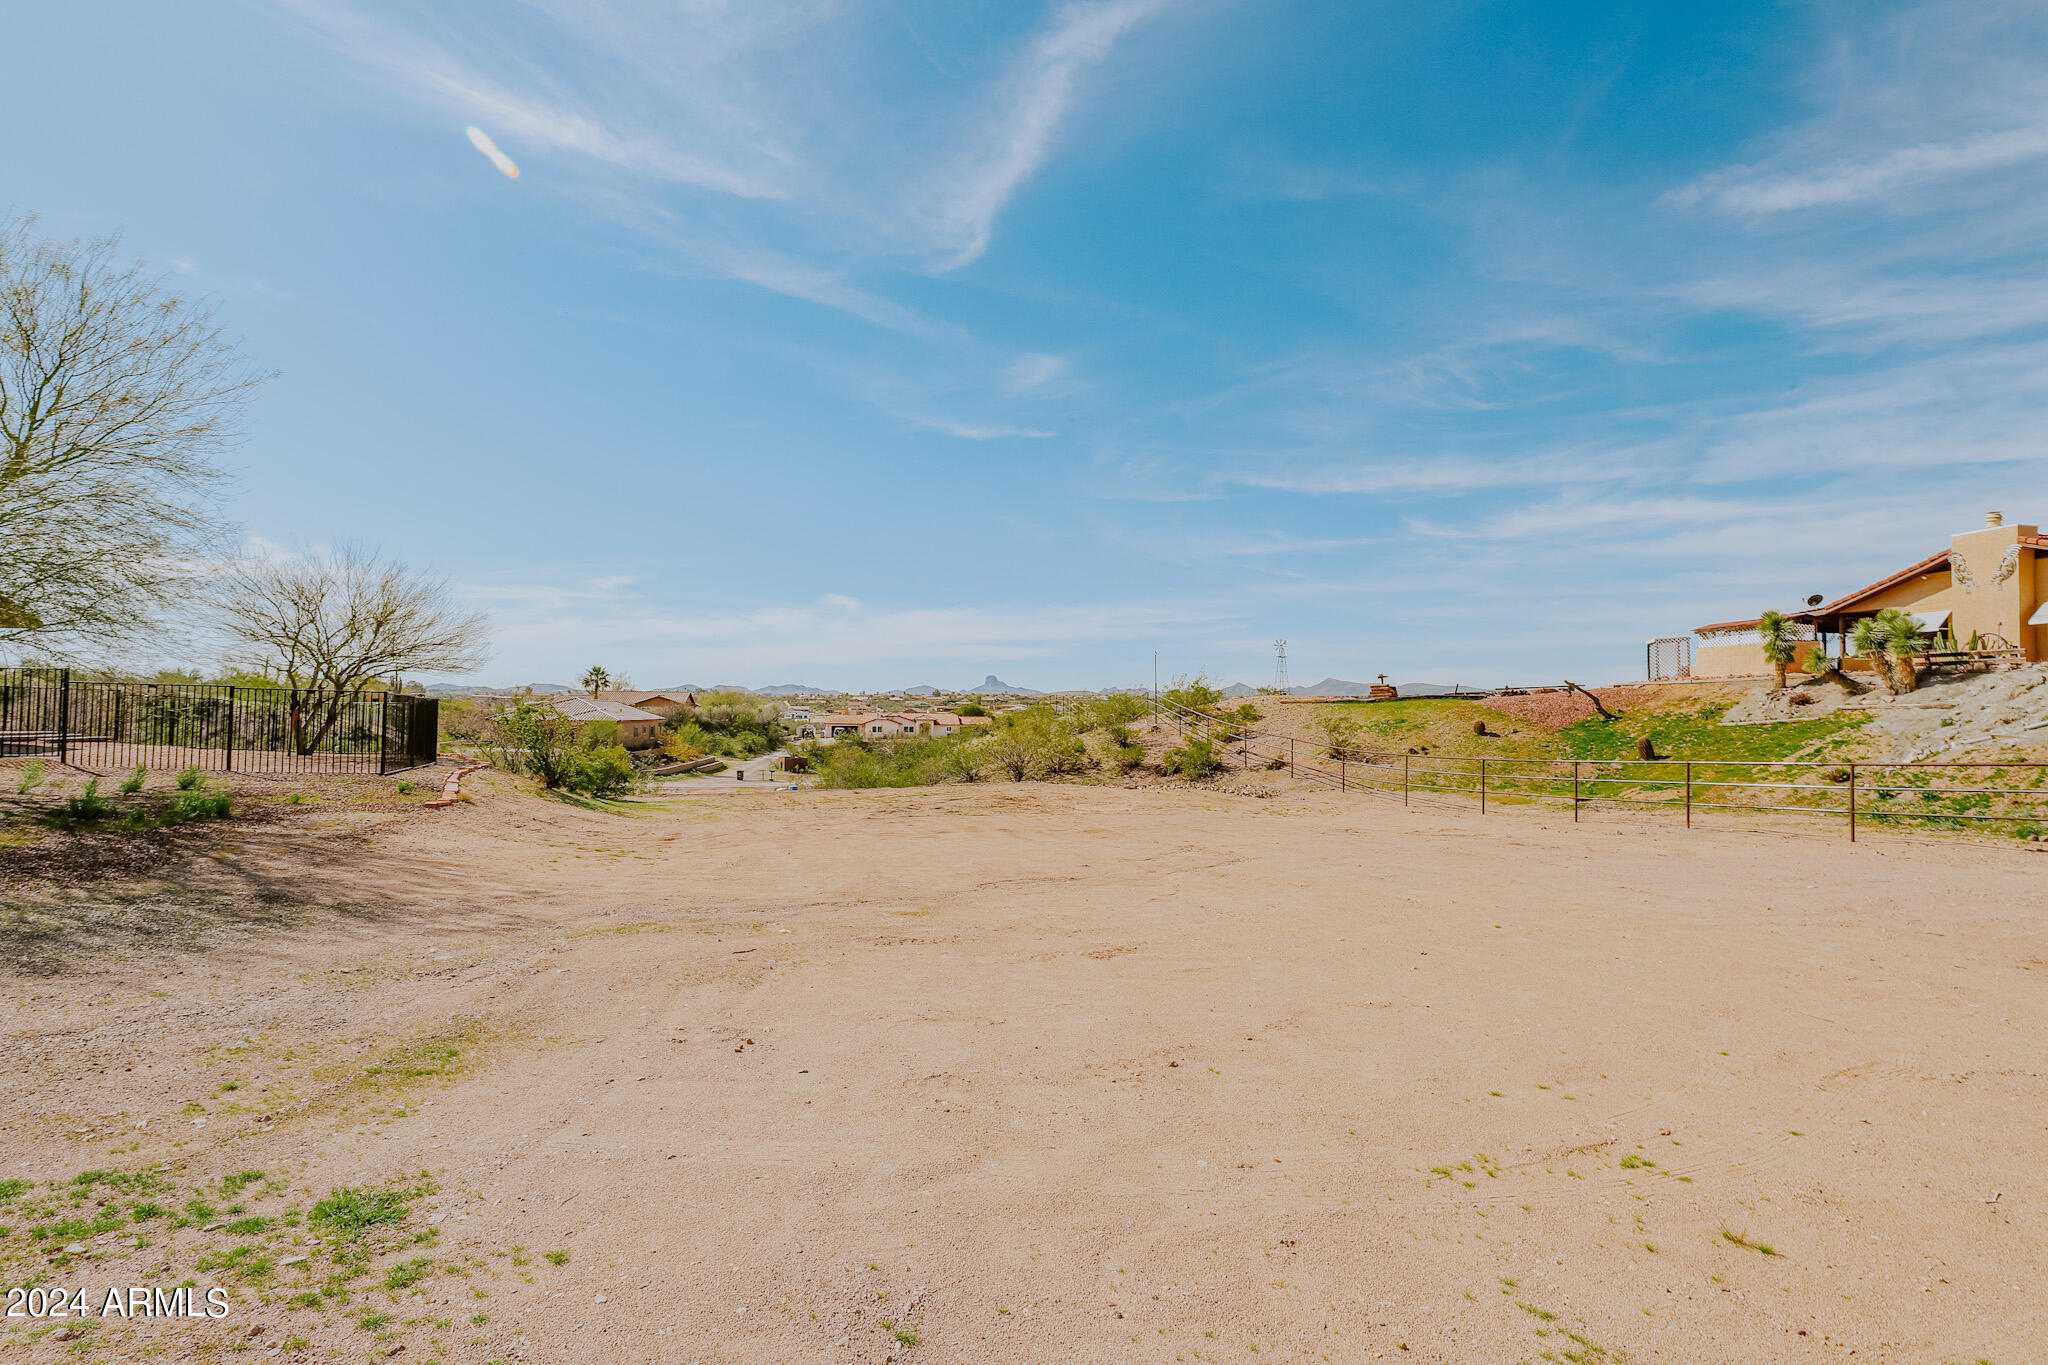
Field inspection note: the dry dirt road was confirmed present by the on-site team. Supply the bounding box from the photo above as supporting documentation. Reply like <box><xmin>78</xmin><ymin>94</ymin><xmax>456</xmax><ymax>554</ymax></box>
<box><xmin>2</xmin><ymin>774</ymin><xmax>2043</xmax><ymax>1364</ymax></box>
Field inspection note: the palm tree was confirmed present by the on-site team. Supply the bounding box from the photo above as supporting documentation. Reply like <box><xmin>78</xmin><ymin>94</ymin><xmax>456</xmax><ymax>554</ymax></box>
<box><xmin>1757</xmin><ymin>610</ymin><xmax>1802</xmax><ymax>690</ymax></box>
<box><xmin>581</xmin><ymin>665</ymin><xmax>611</xmax><ymax>697</ymax></box>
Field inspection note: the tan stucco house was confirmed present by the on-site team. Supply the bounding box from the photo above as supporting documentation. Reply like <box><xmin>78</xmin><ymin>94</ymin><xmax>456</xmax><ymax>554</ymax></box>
<box><xmin>543</xmin><ymin>694</ymin><xmax>665</xmax><ymax>749</ymax></box>
<box><xmin>1689</xmin><ymin>512</ymin><xmax>2048</xmax><ymax>679</ymax></box>
<box><xmin>586</xmin><ymin>689</ymin><xmax>697</xmax><ymax>717</ymax></box>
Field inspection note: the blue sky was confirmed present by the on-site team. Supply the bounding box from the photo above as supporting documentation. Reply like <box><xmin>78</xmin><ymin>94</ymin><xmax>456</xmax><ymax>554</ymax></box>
<box><xmin>8</xmin><ymin>0</ymin><xmax>2046</xmax><ymax>689</ymax></box>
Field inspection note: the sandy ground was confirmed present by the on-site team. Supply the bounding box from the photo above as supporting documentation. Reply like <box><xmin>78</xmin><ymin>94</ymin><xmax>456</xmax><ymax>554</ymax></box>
<box><xmin>2</xmin><ymin>774</ymin><xmax>2044</xmax><ymax>1364</ymax></box>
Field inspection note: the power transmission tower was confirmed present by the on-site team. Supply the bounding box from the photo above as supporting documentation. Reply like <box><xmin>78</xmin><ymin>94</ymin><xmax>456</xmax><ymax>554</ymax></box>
<box><xmin>1272</xmin><ymin>639</ymin><xmax>1290</xmax><ymax>693</ymax></box>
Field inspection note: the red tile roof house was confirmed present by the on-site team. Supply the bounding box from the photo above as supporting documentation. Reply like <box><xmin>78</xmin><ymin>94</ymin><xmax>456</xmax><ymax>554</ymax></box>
<box><xmin>586</xmin><ymin>689</ymin><xmax>697</xmax><ymax>717</ymax></box>
<box><xmin>794</xmin><ymin>712</ymin><xmax>991</xmax><ymax>741</ymax></box>
<box><xmin>542</xmin><ymin>694</ymin><xmax>666</xmax><ymax>749</ymax></box>
<box><xmin>1688</xmin><ymin>511</ymin><xmax>2048</xmax><ymax>678</ymax></box>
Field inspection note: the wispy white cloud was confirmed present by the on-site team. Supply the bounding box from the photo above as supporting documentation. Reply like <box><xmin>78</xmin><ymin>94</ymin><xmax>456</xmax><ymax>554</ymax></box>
<box><xmin>928</xmin><ymin>0</ymin><xmax>1167</xmax><ymax>268</ymax></box>
<box><xmin>915</xmin><ymin>417</ymin><xmax>1058</xmax><ymax>441</ymax></box>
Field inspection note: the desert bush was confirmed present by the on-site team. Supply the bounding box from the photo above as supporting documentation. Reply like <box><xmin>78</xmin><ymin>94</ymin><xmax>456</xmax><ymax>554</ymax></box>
<box><xmin>810</xmin><ymin>733</ymin><xmax>982</xmax><ymax>788</ymax></box>
<box><xmin>661</xmin><ymin>725</ymin><xmax>708</xmax><ymax>762</ymax></box>
<box><xmin>982</xmin><ymin>708</ymin><xmax>1086</xmax><ymax>781</ymax></box>
<box><xmin>1162</xmin><ymin>736</ymin><xmax>1222</xmax><ymax>779</ymax></box>
<box><xmin>174</xmin><ymin>764</ymin><xmax>205</xmax><ymax>790</ymax></box>
<box><xmin>569</xmin><ymin>745</ymin><xmax>635</xmax><ymax>798</ymax></box>
<box><xmin>1107</xmin><ymin>742</ymin><xmax>1147</xmax><ymax>773</ymax></box>
<box><xmin>1077</xmin><ymin>694</ymin><xmax>1150</xmax><ymax>746</ymax></box>
<box><xmin>1162</xmin><ymin>673</ymin><xmax>1223</xmax><ymax>718</ymax></box>
<box><xmin>1315</xmin><ymin>713</ymin><xmax>1363</xmax><ymax>759</ymax></box>
<box><xmin>119</xmin><ymin>763</ymin><xmax>147</xmax><ymax>795</ymax></box>
<box><xmin>663</xmin><ymin>695</ymin><xmax>783</xmax><ymax>757</ymax></box>
<box><xmin>15</xmin><ymin>760</ymin><xmax>45</xmax><ymax>794</ymax></box>
<box><xmin>62</xmin><ymin>778</ymin><xmax>114</xmax><ymax>821</ymax></box>
<box><xmin>164</xmin><ymin>788</ymin><xmax>232</xmax><ymax>823</ymax></box>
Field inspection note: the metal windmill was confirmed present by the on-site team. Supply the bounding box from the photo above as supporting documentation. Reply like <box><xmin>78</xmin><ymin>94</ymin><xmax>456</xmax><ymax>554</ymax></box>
<box><xmin>1272</xmin><ymin>639</ymin><xmax>1291</xmax><ymax>693</ymax></box>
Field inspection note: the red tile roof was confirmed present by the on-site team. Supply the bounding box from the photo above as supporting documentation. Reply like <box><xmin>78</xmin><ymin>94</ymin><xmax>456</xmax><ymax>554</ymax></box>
<box><xmin>1811</xmin><ymin>548</ymin><xmax>1951</xmax><ymax>617</ymax></box>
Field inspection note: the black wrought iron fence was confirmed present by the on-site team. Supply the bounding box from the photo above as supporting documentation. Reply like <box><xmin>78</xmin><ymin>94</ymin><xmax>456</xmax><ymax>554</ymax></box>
<box><xmin>0</xmin><ymin>668</ymin><xmax>439</xmax><ymax>776</ymax></box>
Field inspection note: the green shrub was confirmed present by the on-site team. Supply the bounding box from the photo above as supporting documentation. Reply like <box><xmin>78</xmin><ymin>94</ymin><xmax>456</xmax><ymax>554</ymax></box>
<box><xmin>15</xmin><ymin>760</ymin><xmax>45</xmax><ymax>794</ymax></box>
<box><xmin>981</xmin><ymin>707</ymin><xmax>1086</xmax><ymax>781</ymax></box>
<box><xmin>166</xmin><ymin>789</ymin><xmax>232</xmax><ymax>824</ymax></box>
<box><xmin>1162</xmin><ymin>737</ymin><xmax>1222</xmax><ymax>779</ymax></box>
<box><xmin>62</xmin><ymin>778</ymin><xmax>114</xmax><ymax>821</ymax></box>
<box><xmin>811</xmin><ymin>733</ymin><xmax>983</xmax><ymax>788</ymax></box>
<box><xmin>1107</xmin><ymin>742</ymin><xmax>1146</xmax><ymax>772</ymax></box>
<box><xmin>119</xmin><ymin>763</ymin><xmax>147</xmax><ymax>795</ymax></box>
<box><xmin>568</xmin><ymin>745</ymin><xmax>635</xmax><ymax>798</ymax></box>
<box><xmin>175</xmin><ymin>765</ymin><xmax>205</xmax><ymax>791</ymax></box>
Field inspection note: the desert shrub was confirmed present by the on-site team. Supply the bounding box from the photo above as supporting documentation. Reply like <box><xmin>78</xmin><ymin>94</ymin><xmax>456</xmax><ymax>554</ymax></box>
<box><xmin>62</xmin><ymin>778</ymin><xmax>114</xmax><ymax>821</ymax></box>
<box><xmin>661</xmin><ymin>724</ymin><xmax>709</xmax><ymax>762</ymax></box>
<box><xmin>119</xmin><ymin>763</ymin><xmax>147</xmax><ymax>795</ymax></box>
<box><xmin>437</xmin><ymin>697</ymin><xmax>494</xmax><ymax>744</ymax></box>
<box><xmin>1162</xmin><ymin>737</ymin><xmax>1222</xmax><ymax>779</ymax></box>
<box><xmin>1315</xmin><ymin>713</ymin><xmax>1364</xmax><ymax>759</ymax></box>
<box><xmin>663</xmin><ymin>696</ymin><xmax>783</xmax><ymax>758</ymax></box>
<box><xmin>1162</xmin><ymin>673</ymin><xmax>1223</xmax><ymax>717</ymax></box>
<box><xmin>981</xmin><ymin>707</ymin><xmax>1085</xmax><ymax>781</ymax></box>
<box><xmin>569</xmin><ymin>745</ymin><xmax>635</xmax><ymax>798</ymax></box>
<box><xmin>165</xmin><ymin>789</ymin><xmax>232</xmax><ymax>823</ymax></box>
<box><xmin>15</xmin><ymin>760</ymin><xmax>45</xmax><ymax>794</ymax></box>
<box><xmin>174</xmin><ymin>765</ymin><xmax>205</xmax><ymax>791</ymax></box>
<box><xmin>811</xmin><ymin>733</ymin><xmax>982</xmax><ymax>788</ymax></box>
<box><xmin>954</xmin><ymin>701</ymin><xmax>987</xmax><ymax>717</ymax></box>
<box><xmin>485</xmin><ymin>703</ymin><xmax>582</xmax><ymax>788</ymax></box>
<box><xmin>1107</xmin><ymin>742</ymin><xmax>1146</xmax><ymax>773</ymax></box>
<box><xmin>1077</xmin><ymin>694</ymin><xmax>1150</xmax><ymax>746</ymax></box>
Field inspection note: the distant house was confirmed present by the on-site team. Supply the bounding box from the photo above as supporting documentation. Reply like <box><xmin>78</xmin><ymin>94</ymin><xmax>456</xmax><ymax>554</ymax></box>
<box><xmin>1688</xmin><ymin>511</ymin><xmax>2047</xmax><ymax>678</ymax></box>
<box><xmin>584</xmin><ymin>689</ymin><xmax>696</xmax><ymax>716</ymax></box>
<box><xmin>543</xmin><ymin>694</ymin><xmax>665</xmax><ymax>749</ymax></box>
<box><xmin>795</xmin><ymin>711</ymin><xmax>991</xmax><ymax>742</ymax></box>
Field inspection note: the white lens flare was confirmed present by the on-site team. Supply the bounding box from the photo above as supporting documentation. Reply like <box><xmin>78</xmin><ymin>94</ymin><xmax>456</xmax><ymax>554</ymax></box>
<box><xmin>465</xmin><ymin>126</ymin><xmax>520</xmax><ymax>179</ymax></box>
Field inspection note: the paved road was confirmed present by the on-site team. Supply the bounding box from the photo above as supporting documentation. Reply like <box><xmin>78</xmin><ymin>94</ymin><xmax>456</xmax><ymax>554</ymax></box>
<box><xmin>653</xmin><ymin>750</ymin><xmax>799</xmax><ymax>794</ymax></box>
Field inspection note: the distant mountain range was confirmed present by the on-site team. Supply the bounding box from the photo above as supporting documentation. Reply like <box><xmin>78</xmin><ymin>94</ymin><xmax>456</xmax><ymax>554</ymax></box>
<box><xmin>422</xmin><ymin>674</ymin><xmax>1468</xmax><ymax>700</ymax></box>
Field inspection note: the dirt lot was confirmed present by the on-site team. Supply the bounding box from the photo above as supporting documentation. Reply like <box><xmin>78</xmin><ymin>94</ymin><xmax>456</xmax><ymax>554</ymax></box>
<box><xmin>2</xmin><ymin>773</ymin><xmax>2043</xmax><ymax>1363</ymax></box>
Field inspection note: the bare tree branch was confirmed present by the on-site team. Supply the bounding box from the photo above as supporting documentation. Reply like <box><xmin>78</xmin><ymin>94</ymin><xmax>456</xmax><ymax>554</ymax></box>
<box><xmin>0</xmin><ymin>212</ymin><xmax>269</xmax><ymax>659</ymax></box>
<box><xmin>209</xmin><ymin>546</ymin><xmax>491</xmax><ymax>753</ymax></box>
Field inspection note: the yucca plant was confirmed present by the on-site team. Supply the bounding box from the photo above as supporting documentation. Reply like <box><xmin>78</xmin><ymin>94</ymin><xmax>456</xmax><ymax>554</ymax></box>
<box><xmin>1851</xmin><ymin>608</ymin><xmax>1929</xmax><ymax>694</ymax></box>
<box><xmin>1757</xmin><ymin>610</ymin><xmax>1802</xmax><ymax>690</ymax></box>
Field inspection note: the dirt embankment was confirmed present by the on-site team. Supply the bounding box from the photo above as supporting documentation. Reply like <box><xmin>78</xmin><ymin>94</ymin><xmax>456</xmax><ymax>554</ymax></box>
<box><xmin>1725</xmin><ymin>664</ymin><xmax>2048</xmax><ymax>761</ymax></box>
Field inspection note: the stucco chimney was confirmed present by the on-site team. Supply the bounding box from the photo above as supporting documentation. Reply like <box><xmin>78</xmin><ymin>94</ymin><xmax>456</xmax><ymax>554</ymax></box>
<box><xmin>1986</xmin><ymin>510</ymin><xmax>2004</xmax><ymax>527</ymax></box>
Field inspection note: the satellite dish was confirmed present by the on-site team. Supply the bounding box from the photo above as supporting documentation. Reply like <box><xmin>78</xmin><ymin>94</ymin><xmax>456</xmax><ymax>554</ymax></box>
<box><xmin>1805</xmin><ymin>593</ymin><xmax>1823</xmax><ymax>607</ymax></box>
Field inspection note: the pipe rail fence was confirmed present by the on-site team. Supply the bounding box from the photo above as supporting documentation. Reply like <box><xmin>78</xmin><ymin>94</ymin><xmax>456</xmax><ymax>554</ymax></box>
<box><xmin>0</xmin><ymin>668</ymin><xmax>440</xmax><ymax>777</ymax></box>
<box><xmin>1140</xmin><ymin>689</ymin><xmax>2047</xmax><ymax>840</ymax></box>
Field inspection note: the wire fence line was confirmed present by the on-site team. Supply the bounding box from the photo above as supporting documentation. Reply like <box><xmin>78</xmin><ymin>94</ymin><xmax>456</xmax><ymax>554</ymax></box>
<box><xmin>0</xmin><ymin>668</ymin><xmax>440</xmax><ymax>777</ymax></box>
<box><xmin>1142</xmin><ymin>692</ymin><xmax>2047</xmax><ymax>840</ymax></box>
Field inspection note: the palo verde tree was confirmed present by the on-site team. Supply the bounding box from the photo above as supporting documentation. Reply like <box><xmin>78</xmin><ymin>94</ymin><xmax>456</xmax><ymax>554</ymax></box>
<box><xmin>1756</xmin><ymin>609</ymin><xmax>1803</xmax><ymax>690</ymax></box>
<box><xmin>209</xmin><ymin>545</ymin><xmax>490</xmax><ymax>753</ymax></box>
<box><xmin>0</xmin><ymin>213</ymin><xmax>267</xmax><ymax>657</ymax></box>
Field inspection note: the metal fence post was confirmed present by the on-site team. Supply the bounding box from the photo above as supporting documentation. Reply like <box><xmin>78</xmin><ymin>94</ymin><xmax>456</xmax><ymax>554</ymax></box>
<box><xmin>1289</xmin><ymin>738</ymin><xmax>1295</xmax><ymax>776</ymax></box>
<box><xmin>224</xmin><ymin>686</ymin><xmax>236</xmax><ymax>773</ymax></box>
<box><xmin>1480</xmin><ymin>758</ymin><xmax>1487</xmax><ymax>813</ymax></box>
<box><xmin>1848</xmin><ymin>762</ymin><xmax>1857</xmax><ymax>843</ymax></box>
<box><xmin>1684</xmin><ymin>760</ymin><xmax>1691</xmax><ymax>828</ymax></box>
<box><xmin>57</xmin><ymin>668</ymin><xmax>70</xmax><ymax>766</ymax></box>
<box><xmin>1573</xmin><ymin>761</ymin><xmax>1580</xmax><ymax>821</ymax></box>
<box><xmin>1340</xmin><ymin>757</ymin><xmax>1347</xmax><ymax>792</ymax></box>
<box><xmin>1403</xmin><ymin>752</ymin><xmax>1410</xmax><ymax>805</ymax></box>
